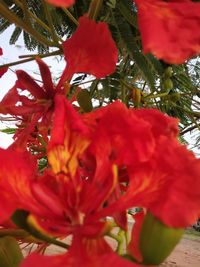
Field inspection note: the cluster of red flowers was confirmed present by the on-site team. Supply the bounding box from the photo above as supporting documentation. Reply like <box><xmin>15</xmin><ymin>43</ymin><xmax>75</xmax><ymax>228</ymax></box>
<box><xmin>1</xmin><ymin>93</ymin><xmax>200</xmax><ymax>267</ymax></box>
<box><xmin>0</xmin><ymin>1</ymin><xmax>200</xmax><ymax>267</ymax></box>
<box><xmin>0</xmin><ymin>16</ymin><xmax>117</xmax><ymax>151</ymax></box>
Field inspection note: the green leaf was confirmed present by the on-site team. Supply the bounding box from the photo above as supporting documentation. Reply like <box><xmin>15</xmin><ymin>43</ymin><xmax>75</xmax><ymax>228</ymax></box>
<box><xmin>114</xmin><ymin>9</ymin><xmax>155</xmax><ymax>90</ymax></box>
<box><xmin>146</xmin><ymin>54</ymin><xmax>164</xmax><ymax>76</ymax></box>
<box><xmin>9</xmin><ymin>27</ymin><xmax>22</xmax><ymax>45</ymax></box>
<box><xmin>140</xmin><ymin>212</ymin><xmax>184</xmax><ymax>265</ymax></box>
<box><xmin>0</xmin><ymin>128</ymin><xmax>16</xmax><ymax>134</ymax></box>
<box><xmin>77</xmin><ymin>89</ymin><xmax>93</xmax><ymax>112</ymax></box>
<box><xmin>117</xmin><ymin>1</ymin><xmax>137</xmax><ymax>29</ymax></box>
<box><xmin>132</xmin><ymin>48</ymin><xmax>155</xmax><ymax>90</ymax></box>
<box><xmin>0</xmin><ymin>236</ymin><xmax>23</xmax><ymax>267</ymax></box>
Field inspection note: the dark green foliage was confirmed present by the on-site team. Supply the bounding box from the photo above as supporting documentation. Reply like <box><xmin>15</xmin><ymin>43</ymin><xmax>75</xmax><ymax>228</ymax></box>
<box><xmin>0</xmin><ymin>19</ymin><xmax>10</xmax><ymax>34</ymax></box>
<box><xmin>10</xmin><ymin>27</ymin><xmax>22</xmax><ymax>44</ymax></box>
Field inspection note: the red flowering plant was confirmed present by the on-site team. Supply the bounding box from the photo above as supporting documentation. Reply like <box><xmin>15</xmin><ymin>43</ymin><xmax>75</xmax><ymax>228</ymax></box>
<box><xmin>0</xmin><ymin>16</ymin><xmax>117</xmax><ymax>152</ymax></box>
<box><xmin>0</xmin><ymin>95</ymin><xmax>200</xmax><ymax>267</ymax></box>
<box><xmin>0</xmin><ymin>0</ymin><xmax>200</xmax><ymax>267</ymax></box>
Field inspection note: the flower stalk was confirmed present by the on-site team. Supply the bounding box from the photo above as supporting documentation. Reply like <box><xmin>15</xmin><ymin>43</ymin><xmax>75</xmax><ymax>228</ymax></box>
<box><xmin>88</xmin><ymin>0</ymin><xmax>104</xmax><ymax>20</ymax></box>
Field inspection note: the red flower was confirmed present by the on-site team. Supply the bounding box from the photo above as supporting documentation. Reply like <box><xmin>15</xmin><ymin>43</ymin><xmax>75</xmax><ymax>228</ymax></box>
<box><xmin>107</xmin><ymin>140</ymin><xmax>200</xmax><ymax>227</ymax></box>
<box><xmin>45</xmin><ymin>0</ymin><xmax>75</xmax><ymax>7</ymax></box>
<box><xmin>86</xmin><ymin>107</ymin><xmax>200</xmax><ymax>228</ymax></box>
<box><xmin>59</xmin><ymin>16</ymin><xmax>118</xmax><ymax>87</ymax></box>
<box><xmin>0</xmin><ymin>96</ymin><xmax>118</xmax><ymax>234</ymax></box>
<box><xmin>0</xmin><ymin>98</ymin><xmax>200</xmax><ymax>266</ymax></box>
<box><xmin>0</xmin><ymin>48</ymin><xmax>8</xmax><ymax>78</ymax></box>
<box><xmin>0</xmin><ymin>98</ymin><xmax>151</xmax><ymax>231</ymax></box>
<box><xmin>1</xmin><ymin>98</ymin><xmax>198</xmax><ymax>230</ymax></box>
<box><xmin>0</xmin><ymin>17</ymin><xmax>117</xmax><ymax>147</ymax></box>
<box><xmin>0</xmin><ymin>57</ymin><xmax>58</xmax><ymax>149</ymax></box>
<box><xmin>0</xmin><ymin>97</ymin><xmax>131</xmax><ymax>266</ymax></box>
<box><xmin>135</xmin><ymin>0</ymin><xmax>200</xmax><ymax>63</ymax></box>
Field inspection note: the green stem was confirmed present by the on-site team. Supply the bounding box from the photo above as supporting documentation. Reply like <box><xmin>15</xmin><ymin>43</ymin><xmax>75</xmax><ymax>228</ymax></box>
<box><xmin>125</xmin><ymin>231</ymin><xmax>129</xmax><ymax>247</ymax></box>
<box><xmin>21</xmin><ymin>0</ymin><xmax>31</xmax><ymax>25</ymax></box>
<box><xmin>116</xmin><ymin>229</ymin><xmax>125</xmax><ymax>255</ymax></box>
<box><xmin>14</xmin><ymin>0</ymin><xmax>54</xmax><ymax>35</ymax></box>
<box><xmin>0</xmin><ymin>49</ymin><xmax>62</xmax><ymax>69</ymax></box>
<box><xmin>120</xmin><ymin>79</ymin><xmax>134</xmax><ymax>91</ymax></box>
<box><xmin>43</xmin><ymin>2</ymin><xmax>62</xmax><ymax>44</ymax></box>
<box><xmin>144</xmin><ymin>90</ymin><xmax>170</xmax><ymax>100</ymax></box>
<box><xmin>0</xmin><ymin>3</ymin><xmax>57</xmax><ymax>47</ymax></box>
<box><xmin>0</xmin><ymin>229</ymin><xmax>29</xmax><ymax>238</ymax></box>
<box><xmin>121</xmin><ymin>84</ymin><xmax>126</xmax><ymax>103</ymax></box>
<box><xmin>18</xmin><ymin>49</ymin><xmax>61</xmax><ymax>59</ymax></box>
<box><xmin>0</xmin><ymin>228</ymin><xmax>69</xmax><ymax>250</ymax></box>
<box><xmin>39</xmin><ymin>235</ymin><xmax>70</xmax><ymax>249</ymax></box>
<box><xmin>90</xmin><ymin>79</ymin><xmax>99</xmax><ymax>97</ymax></box>
<box><xmin>62</xmin><ymin>8</ymin><xmax>79</xmax><ymax>26</ymax></box>
<box><xmin>88</xmin><ymin>0</ymin><xmax>104</xmax><ymax>20</ymax></box>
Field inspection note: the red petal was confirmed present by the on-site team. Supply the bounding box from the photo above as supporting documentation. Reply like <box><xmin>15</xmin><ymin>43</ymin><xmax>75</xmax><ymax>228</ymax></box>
<box><xmin>49</xmin><ymin>95</ymin><xmax>88</xmax><ymax>147</ymax></box>
<box><xmin>36</xmin><ymin>57</ymin><xmax>55</xmax><ymax>97</ymax></box>
<box><xmin>16</xmin><ymin>70</ymin><xmax>47</xmax><ymax>99</ymax></box>
<box><xmin>63</xmin><ymin>16</ymin><xmax>118</xmax><ymax>79</ymax></box>
<box><xmin>146</xmin><ymin>138</ymin><xmax>200</xmax><ymax>227</ymax></box>
<box><xmin>133</xmin><ymin>108</ymin><xmax>179</xmax><ymax>139</ymax></box>
<box><xmin>45</xmin><ymin>0</ymin><xmax>75</xmax><ymax>7</ymax></box>
<box><xmin>31</xmin><ymin>182</ymin><xmax>65</xmax><ymax>218</ymax></box>
<box><xmin>86</xmin><ymin>101</ymin><xmax>155</xmax><ymax>165</ymax></box>
<box><xmin>128</xmin><ymin>211</ymin><xmax>145</xmax><ymax>263</ymax></box>
<box><xmin>113</xmin><ymin>210</ymin><xmax>128</xmax><ymax>231</ymax></box>
<box><xmin>48</xmin><ymin>95</ymin><xmax>89</xmax><ymax>175</ymax></box>
<box><xmin>0</xmin><ymin>67</ymin><xmax>8</xmax><ymax>78</ymax></box>
<box><xmin>0</xmin><ymin>84</ymin><xmax>44</xmax><ymax>116</ymax></box>
<box><xmin>80</xmin><ymin>163</ymin><xmax>118</xmax><ymax>215</ymax></box>
<box><xmin>136</xmin><ymin>0</ymin><xmax>200</xmax><ymax>63</ymax></box>
<box><xmin>0</xmin><ymin>148</ymin><xmax>37</xmax><ymax>222</ymax></box>
<box><xmin>116</xmin><ymin>137</ymin><xmax>200</xmax><ymax>228</ymax></box>
<box><xmin>0</xmin><ymin>84</ymin><xmax>19</xmax><ymax>114</ymax></box>
<box><xmin>0</xmin><ymin>47</ymin><xmax>8</xmax><ymax>78</ymax></box>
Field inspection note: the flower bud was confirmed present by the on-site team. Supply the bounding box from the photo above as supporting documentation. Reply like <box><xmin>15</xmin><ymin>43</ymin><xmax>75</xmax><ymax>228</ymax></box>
<box><xmin>164</xmin><ymin>67</ymin><xmax>173</xmax><ymax>78</ymax></box>
<box><xmin>139</xmin><ymin>212</ymin><xmax>184</xmax><ymax>265</ymax></box>
<box><xmin>163</xmin><ymin>78</ymin><xmax>173</xmax><ymax>91</ymax></box>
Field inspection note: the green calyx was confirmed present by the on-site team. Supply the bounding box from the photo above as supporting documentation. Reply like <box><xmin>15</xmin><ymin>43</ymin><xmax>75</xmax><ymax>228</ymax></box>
<box><xmin>139</xmin><ymin>212</ymin><xmax>184</xmax><ymax>265</ymax></box>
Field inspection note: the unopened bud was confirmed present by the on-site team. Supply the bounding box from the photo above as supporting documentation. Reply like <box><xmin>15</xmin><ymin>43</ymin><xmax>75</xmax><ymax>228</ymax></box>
<box><xmin>163</xmin><ymin>78</ymin><xmax>173</xmax><ymax>91</ymax></box>
<box><xmin>139</xmin><ymin>212</ymin><xmax>184</xmax><ymax>265</ymax></box>
<box><xmin>164</xmin><ymin>66</ymin><xmax>173</xmax><ymax>78</ymax></box>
